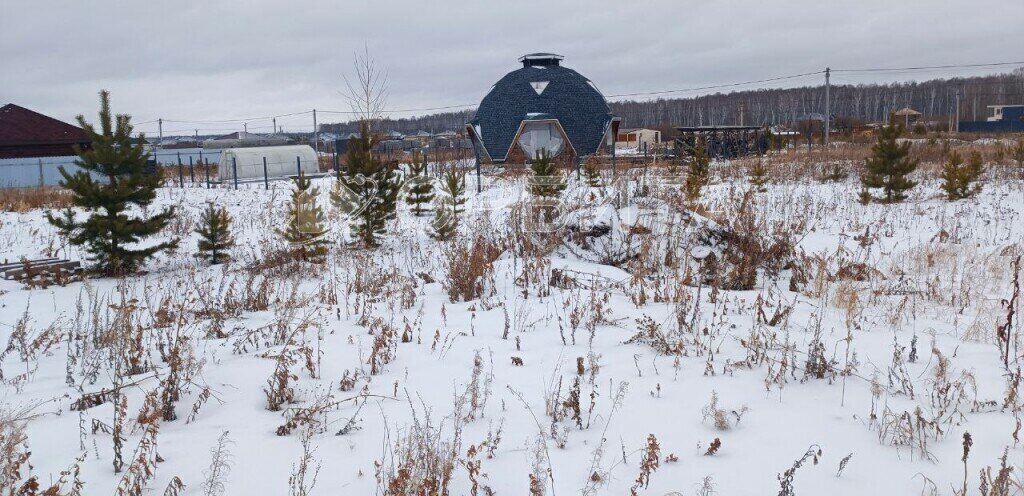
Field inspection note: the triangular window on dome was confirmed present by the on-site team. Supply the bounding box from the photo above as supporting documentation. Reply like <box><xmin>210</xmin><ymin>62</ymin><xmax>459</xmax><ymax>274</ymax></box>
<box><xmin>530</xmin><ymin>81</ymin><xmax>549</xmax><ymax>95</ymax></box>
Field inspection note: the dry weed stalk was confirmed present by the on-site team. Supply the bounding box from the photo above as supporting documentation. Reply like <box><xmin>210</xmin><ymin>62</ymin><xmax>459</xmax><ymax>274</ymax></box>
<box><xmin>202</xmin><ymin>431</ymin><xmax>233</xmax><ymax>496</ymax></box>
<box><xmin>996</xmin><ymin>256</ymin><xmax>1021</xmax><ymax>370</ymax></box>
<box><xmin>978</xmin><ymin>447</ymin><xmax>1017</xmax><ymax>496</ymax></box>
<box><xmin>627</xmin><ymin>315</ymin><xmax>682</xmax><ymax>355</ymax></box>
<box><xmin>704</xmin><ymin>437</ymin><xmax>722</xmax><ymax>456</ymax></box>
<box><xmin>376</xmin><ymin>400</ymin><xmax>464</xmax><ymax>496</ymax></box>
<box><xmin>0</xmin><ymin>420</ymin><xmax>87</xmax><ymax>496</ymax></box>
<box><xmin>701</xmin><ymin>390</ymin><xmax>749</xmax><ymax>430</ymax></box>
<box><xmin>777</xmin><ymin>444</ymin><xmax>822</xmax><ymax>496</ymax></box>
<box><xmin>629</xmin><ymin>434</ymin><xmax>661</xmax><ymax>496</ymax></box>
<box><xmin>287</xmin><ymin>428</ymin><xmax>321</xmax><ymax>496</ymax></box>
<box><xmin>115</xmin><ymin>391</ymin><xmax>162</xmax><ymax>496</ymax></box>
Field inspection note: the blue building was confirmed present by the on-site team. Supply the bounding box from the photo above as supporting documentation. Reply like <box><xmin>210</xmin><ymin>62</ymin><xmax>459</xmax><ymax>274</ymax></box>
<box><xmin>959</xmin><ymin>105</ymin><xmax>1024</xmax><ymax>133</ymax></box>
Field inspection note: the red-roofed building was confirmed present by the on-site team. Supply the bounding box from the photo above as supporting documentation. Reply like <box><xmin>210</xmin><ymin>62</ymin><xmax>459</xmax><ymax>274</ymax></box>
<box><xmin>0</xmin><ymin>104</ymin><xmax>91</xmax><ymax>159</ymax></box>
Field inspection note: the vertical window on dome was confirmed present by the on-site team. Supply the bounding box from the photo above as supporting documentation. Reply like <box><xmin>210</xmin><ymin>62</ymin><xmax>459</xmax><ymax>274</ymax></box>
<box><xmin>518</xmin><ymin>121</ymin><xmax>564</xmax><ymax>158</ymax></box>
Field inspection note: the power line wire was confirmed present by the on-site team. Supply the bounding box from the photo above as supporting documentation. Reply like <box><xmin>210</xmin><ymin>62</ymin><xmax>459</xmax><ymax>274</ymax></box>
<box><xmin>604</xmin><ymin>70</ymin><xmax>825</xmax><ymax>99</ymax></box>
<box><xmin>160</xmin><ymin>110</ymin><xmax>313</xmax><ymax>125</ymax></box>
<box><xmin>833</xmin><ymin>60</ymin><xmax>1024</xmax><ymax>73</ymax></box>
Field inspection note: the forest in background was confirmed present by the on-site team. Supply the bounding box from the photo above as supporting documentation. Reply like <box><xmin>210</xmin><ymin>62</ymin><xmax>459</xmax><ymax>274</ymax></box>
<box><xmin>320</xmin><ymin>69</ymin><xmax>1024</xmax><ymax>135</ymax></box>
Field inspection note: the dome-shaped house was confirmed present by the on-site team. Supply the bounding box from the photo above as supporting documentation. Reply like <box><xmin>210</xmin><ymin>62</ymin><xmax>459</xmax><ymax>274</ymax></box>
<box><xmin>467</xmin><ymin>53</ymin><xmax>619</xmax><ymax>166</ymax></box>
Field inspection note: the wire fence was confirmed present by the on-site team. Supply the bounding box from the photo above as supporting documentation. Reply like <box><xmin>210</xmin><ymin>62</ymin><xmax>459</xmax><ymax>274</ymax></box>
<box><xmin>0</xmin><ymin>148</ymin><xmax>224</xmax><ymax>188</ymax></box>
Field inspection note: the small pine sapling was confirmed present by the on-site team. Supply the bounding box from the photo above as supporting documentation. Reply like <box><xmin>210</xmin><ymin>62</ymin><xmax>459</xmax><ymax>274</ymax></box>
<box><xmin>860</xmin><ymin>124</ymin><xmax>919</xmax><ymax>203</ymax></box>
<box><xmin>749</xmin><ymin>157</ymin><xmax>769</xmax><ymax>192</ymax></box>
<box><xmin>820</xmin><ymin>162</ymin><xmax>848</xmax><ymax>182</ymax></box>
<box><xmin>528</xmin><ymin>149</ymin><xmax>566</xmax><ymax>226</ymax></box>
<box><xmin>332</xmin><ymin>122</ymin><xmax>400</xmax><ymax>247</ymax></box>
<box><xmin>430</xmin><ymin>167</ymin><xmax>466</xmax><ymax>241</ymax></box>
<box><xmin>405</xmin><ymin>151</ymin><xmax>434</xmax><ymax>216</ymax></box>
<box><xmin>279</xmin><ymin>172</ymin><xmax>329</xmax><ymax>262</ymax></box>
<box><xmin>685</xmin><ymin>138</ymin><xmax>710</xmax><ymax>201</ymax></box>
<box><xmin>195</xmin><ymin>204</ymin><xmax>234</xmax><ymax>264</ymax></box>
<box><xmin>528</xmin><ymin>149</ymin><xmax>567</xmax><ymax>198</ymax></box>
<box><xmin>940</xmin><ymin>150</ymin><xmax>984</xmax><ymax>200</ymax></box>
<box><xmin>582</xmin><ymin>157</ymin><xmax>602</xmax><ymax>188</ymax></box>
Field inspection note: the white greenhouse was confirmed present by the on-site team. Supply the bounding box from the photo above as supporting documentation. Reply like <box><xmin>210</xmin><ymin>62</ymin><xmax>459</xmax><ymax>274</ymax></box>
<box><xmin>217</xmin><ymin>145</ymin><xmax>319</xmax><ymax>182</ymax></box>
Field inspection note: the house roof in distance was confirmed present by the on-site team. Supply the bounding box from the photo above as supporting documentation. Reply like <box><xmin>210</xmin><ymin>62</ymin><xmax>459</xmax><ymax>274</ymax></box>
<box><xmin>0</xmin><ymin>104</ymin><xmax>88</xmax><ymax>147</ymax></box>
<box><xmin>892</xmin><ymin>107</ymin><xmax>922</xmax><ymax>116</ymax></box>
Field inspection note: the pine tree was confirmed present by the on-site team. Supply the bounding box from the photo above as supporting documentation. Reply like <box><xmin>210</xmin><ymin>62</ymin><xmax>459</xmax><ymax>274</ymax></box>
<box><xmin>279</xmin><ymin>172</ymin><xmax>328</xmax><ymax>262</ymax></box>
<box><xmin>405</xmin><ymin>151</ymin><xmax>434</xmax><ymax>216</ymax></box>
<box><xmin>940</xmin><ymin>150</ymin><xmax>984</xmax><ymax>200</ymax></box>
<box><xmin>528</xmin><ymin>149</ymin><xmax>566</xmax><ymax>225</ymax></box>
<box><xmin>685</xmin><ymin>138</ymin><xmax>710</xmax><ymax>201</ymax></box>
<box><xmin>332</xmin><ymin>122</ymin><xmax>399</xmax><ymax>247</ymax></box>
<box><xmin>820</xmin><ymin>162</ymin><xmax>848</xmax><ymax>182</ymax></box>
<box><xmin>749</xmin><ymin>157</ymin><xmax>768</xmax><ymax>192</ymax></box>
<box><xmin>46</xmin><ymin>90</ymin><xmax>177</xmax><ymax>276</ymax></box>
<box><xmin>860</xmin><ymin>125</ymin><xmax>919</xmax><ymax>203</ymax></box>
<box><xmin>528</xmin><ymin>149</ymin><xmax>566</xmax><ymax>198</ymax></box>
<box><xmin>582</xmin><ymin>157</ymin><xmax>602</xmax><ymax>188</ymax></box>
<box><xmin>430</xmin><ymin>168</ymin><xmax>466</xmax><ymax>241</ymax></box>
<box><xmin>195</xmin><ymin>203</ymin><xmax>234</xmax><ymax>264</ymax></box>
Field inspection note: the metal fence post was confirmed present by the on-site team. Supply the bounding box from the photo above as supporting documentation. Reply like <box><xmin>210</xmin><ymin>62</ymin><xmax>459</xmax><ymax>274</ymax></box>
<box><xmin>188</xmin><ymin>156</ymin><xmax>195</xmax><ymax>184</ymax></box>
<box><xmin>296</xmin><ymin>156</ymin><xmax>301</xmax><ymax>178</ymax></box>
<box><xmin>263</xmin><ymin>157</ymin><xmax>269</xmax><ymax>190</ymax></box>
<box><xmin>205</xmin><ymin>159</ymin><xmax>210</xmax><ymax>189</ymax></box>
<box><xmin>177</xmin><ymin>153</ymin><xmax>184</xmax><ymax>187</ymax></box>
<box><xmin>333</xmin><ymin>151</ymin><xmax>339</xmax><ymax>176</ymax></box>
<box><xmin>471</xmin><ymin>141</ymin><xmax>482</xmax><ymax>194</ymax></box>
<box><xmin>38</xmin><ymin>159</ymin><xmax>44</xmax><ymax>187</ymax></box>
<box><xmin>232</xmin><ymin>156</ymin><xmax>238</xmax><ymax>190</ymax></box>
<box><xmin>611</xmin><ymin>138</ymin><xmax>617</xmax><ymax>178</ymax></box>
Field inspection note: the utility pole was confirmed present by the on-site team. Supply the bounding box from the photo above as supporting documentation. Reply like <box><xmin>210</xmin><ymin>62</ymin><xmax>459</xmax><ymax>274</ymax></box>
<box><xmin>272</xmin><ymin>117</ymin><xmax>277</xmax><ymax>135</ymax></box>
<box><xmin>823</xmin><ymin>67</ymin><xmax>830</xmax><ymax>151</ymax></box>
<box><xmin>313</xmin><ymin>109</ymin><xmax>319</xmax><ymax>155</ymax></box>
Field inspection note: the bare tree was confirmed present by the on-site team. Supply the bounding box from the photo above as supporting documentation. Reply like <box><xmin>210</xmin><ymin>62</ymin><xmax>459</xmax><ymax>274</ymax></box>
<box><xmin>342</xmin><ymin>44</ymin><xmax>389</xmax><ymax>134</ymax></box>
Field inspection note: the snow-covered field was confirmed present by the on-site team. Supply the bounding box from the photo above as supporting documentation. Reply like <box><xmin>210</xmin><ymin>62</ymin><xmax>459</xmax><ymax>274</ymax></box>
<box><xmin>2</xmin><ymin>162</ymin><xmax>1023</xmax><ymax>495</ymax></box>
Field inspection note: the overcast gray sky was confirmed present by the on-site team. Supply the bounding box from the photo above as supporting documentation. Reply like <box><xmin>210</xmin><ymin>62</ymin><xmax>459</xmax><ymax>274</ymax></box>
<box><xmin>2</xmin><ymin>0</ymin><xmax>1022</xmax><ymax>136</ymax></box>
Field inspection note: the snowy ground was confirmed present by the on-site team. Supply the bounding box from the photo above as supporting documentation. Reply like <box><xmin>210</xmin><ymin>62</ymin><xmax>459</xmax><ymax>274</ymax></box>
<box><xmin>2</xmin><ymin>162</ymin><xmax>1023</xmax><ymax>495</ymax></box>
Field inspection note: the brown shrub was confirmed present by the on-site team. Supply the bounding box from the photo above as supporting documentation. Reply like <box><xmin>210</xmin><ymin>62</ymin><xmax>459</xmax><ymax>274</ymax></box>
<box><xmin>443</xmin><ymin>236</ymin><xmax>502</xmax><ymax>302</ymax></box>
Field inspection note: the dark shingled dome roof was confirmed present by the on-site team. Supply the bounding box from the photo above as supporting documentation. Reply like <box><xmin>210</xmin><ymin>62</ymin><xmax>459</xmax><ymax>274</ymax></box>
<box><xmin>470</xmin><ymin>55</ymin><xmax>614</xmax><ymax>162</ymax></box>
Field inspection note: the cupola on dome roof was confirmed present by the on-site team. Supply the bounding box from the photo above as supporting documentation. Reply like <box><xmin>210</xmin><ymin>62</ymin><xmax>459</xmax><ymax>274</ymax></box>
<box><xmin>467</xmin><ymin>54</ymin><xmax>618</xmax><ymax>164</ymax></box>
<box><xmin>518</xmin><ymin>53</ymin><xmax>565</xmax><ymax>67</ymax></box>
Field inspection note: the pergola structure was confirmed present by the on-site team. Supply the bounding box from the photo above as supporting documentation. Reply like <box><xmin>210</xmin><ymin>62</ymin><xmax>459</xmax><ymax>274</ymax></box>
<box><xmin>674</xmin><ymin>125</ymin><xmax>768</xmax><ymax>159</ymax></box>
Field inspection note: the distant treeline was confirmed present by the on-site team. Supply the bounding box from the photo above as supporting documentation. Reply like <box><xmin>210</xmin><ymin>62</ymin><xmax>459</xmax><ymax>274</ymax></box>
<box><xmin>320</xmin><ymin>110</ymin><xmax>475</xmax><ymax>136</ymax></box>
<box><xmin>612</xmin><ymin>70</ymin><xmax>1024</xmax><ymax>128</ymax></box>
<box><xmin>320</xmin><ymin>70</ymin><xmax>1024</xmax><ymax>133</ymax></box>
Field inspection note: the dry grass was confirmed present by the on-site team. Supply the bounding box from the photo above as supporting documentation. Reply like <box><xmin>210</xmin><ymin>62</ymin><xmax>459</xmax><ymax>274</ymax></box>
<box><xmin>0</xmin><ymin>186</ymin><xmax>74</xmax><ymax>212</ymax></box>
